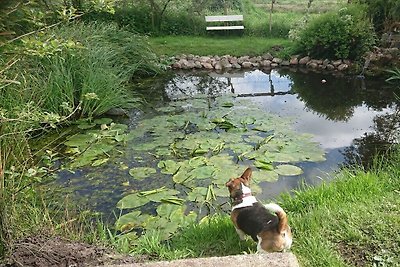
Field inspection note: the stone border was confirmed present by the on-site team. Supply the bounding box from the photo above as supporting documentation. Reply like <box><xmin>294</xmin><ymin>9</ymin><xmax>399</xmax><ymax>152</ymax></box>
<box><xmin>102</xmin><ymin>252</ymin><xmax>300</xmax><ymax>267</ymax></box>
<box><xmin>170</xmin><ymin>53</ymin><xmax>351</xmax><ymax>72</ymax></box>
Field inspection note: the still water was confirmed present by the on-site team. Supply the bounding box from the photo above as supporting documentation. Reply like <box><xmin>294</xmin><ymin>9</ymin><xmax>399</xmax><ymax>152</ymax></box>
<box><xmin>56</xmin><ymin>68</ymin><xmax>400</xmax><ymax>216</ymax></box>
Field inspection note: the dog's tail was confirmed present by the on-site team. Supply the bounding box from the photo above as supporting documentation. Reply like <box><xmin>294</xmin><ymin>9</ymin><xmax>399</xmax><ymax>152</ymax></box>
<box><xmin>264</xmin><ymin>203</ymin><xmax>288</xmax><ymax>234</ymax></box>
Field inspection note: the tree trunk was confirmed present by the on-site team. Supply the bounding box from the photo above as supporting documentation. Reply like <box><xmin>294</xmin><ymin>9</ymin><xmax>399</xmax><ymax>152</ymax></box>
<box><xmin>269</xmin><ymin>0</ymin><xmax>275</xmax><ymax>34</ymax></box>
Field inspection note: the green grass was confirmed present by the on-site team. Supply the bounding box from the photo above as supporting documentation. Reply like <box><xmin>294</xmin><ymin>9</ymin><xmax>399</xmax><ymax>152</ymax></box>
<box><xmin>148</xmin><ymin>36</ymin><xmax>293</xmax><ymax>57</ymax></box>
<box><xmin>122</xmin><ymin>151</ymin><xmax>400</xmax><ymax>266</ymax></box>
<box><xmin>281</xmin><ymin>164</ymin><xmax>400</xmax><ymax>267</ymax></box>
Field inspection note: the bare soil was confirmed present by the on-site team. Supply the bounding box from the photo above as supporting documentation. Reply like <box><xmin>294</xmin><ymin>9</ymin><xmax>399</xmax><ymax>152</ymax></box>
<box><xmin>2</xmin><ymin>235</ymin><xmax>146</xmax><ymax>267</ymax></box>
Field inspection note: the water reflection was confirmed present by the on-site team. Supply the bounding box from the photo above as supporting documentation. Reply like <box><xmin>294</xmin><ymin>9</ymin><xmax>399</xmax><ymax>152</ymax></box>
<box><xmin>157</xmin><ymin>69</ymin><xmax>400</xmax><ymax>173</ymax></box>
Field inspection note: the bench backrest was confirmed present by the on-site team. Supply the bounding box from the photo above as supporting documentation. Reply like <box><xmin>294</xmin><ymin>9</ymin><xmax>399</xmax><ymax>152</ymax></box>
<box><xmin>205</xmin><ymin>15</ymin><xmax>243</xmax><ymax>22</ymax></box>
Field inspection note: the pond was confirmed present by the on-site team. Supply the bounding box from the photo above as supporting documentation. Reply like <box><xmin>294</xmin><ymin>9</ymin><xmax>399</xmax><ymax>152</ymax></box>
<box><xmin>50</xmin><ymin>68</ymin><xmax>400</xmax><ymax>241</ymax></box>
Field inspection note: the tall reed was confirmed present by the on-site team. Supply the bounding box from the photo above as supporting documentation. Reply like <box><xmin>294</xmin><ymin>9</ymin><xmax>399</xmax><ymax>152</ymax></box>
<box><xmin>0</xmin><ymin>21</ymin><xmax>163</xmax><ymax>258</ymax></box>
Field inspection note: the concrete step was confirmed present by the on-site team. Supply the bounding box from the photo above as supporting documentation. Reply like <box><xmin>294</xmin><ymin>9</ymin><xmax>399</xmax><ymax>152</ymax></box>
<box><xmin>104</xmin><ymin>253</ymin><xmax>300</xmax><ymax>267</ymax></box>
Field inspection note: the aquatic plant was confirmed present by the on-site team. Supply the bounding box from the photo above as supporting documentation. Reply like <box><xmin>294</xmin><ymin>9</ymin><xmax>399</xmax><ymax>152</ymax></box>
<box><xmin>101</xmin><ymin>95</ymin><xmax>327</xmax><ymax>244</ymax></box>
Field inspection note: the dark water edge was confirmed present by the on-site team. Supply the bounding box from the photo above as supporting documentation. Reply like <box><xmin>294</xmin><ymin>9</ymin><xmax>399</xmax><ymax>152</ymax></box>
<box><xmin>44</xmin><ymin>68</ymin><xmax>400</xmax><ymax>219</ymax></box>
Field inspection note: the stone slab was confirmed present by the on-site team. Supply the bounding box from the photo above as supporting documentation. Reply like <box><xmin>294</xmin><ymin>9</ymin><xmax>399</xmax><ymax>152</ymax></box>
<box><xmin>103</xmin><ymin>253</ymin><xmax>299</xmax><ymax>267</ymax></box>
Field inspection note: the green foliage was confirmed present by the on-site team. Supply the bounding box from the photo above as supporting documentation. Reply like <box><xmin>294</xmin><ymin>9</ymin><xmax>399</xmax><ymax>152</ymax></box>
<box><xmin>355</xmin><ymin>0</ymin><xmax>400</xmax><ymax>34</ymax></box>
<box><xmin>0</xmin><ymin>20</ymin><xmax>163</xmax><ymax>259</ymax></box>
<box><xmin>295</xmin><ymin>5</ymin><xmax>376</xmax><ymax>60</ymax></box>
<box><xmin>385</xmin><ymin>68</ymin><xmax>400</xmax><ymax>87</ymax></box>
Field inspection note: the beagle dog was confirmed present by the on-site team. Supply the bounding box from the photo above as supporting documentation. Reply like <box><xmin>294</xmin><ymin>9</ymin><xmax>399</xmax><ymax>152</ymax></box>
<box><xmin>225</xmin><ymin>167</ymin><xmax>292</xmax><ymax>252</ymax></box>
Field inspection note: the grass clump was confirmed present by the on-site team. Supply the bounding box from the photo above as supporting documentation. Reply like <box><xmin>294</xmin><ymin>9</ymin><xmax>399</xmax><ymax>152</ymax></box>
<box><xmin>0</xmin><ymin>20</ymin><xmax>163</xmax><ymax>259</ymax></box>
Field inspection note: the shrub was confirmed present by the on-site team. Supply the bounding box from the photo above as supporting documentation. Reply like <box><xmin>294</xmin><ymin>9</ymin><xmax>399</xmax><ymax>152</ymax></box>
<box><xmin>295</xmin><ymin>5</ymin><xmax>376</xmax><ymax>60</ymax></box>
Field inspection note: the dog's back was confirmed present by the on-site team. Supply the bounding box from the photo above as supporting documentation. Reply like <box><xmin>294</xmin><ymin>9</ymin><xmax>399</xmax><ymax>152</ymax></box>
<box><xmin>235</xmin><ymin>202</ymin><xmax>280</xmax><ymax>241</ymax></box>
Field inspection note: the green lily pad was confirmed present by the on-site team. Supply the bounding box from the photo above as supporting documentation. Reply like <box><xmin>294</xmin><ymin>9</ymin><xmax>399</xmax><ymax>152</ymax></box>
<box><xmin>129</xmin><ymin>167</ymin><xmax>157</xmax><ymax>180</ymax></box>
<box><xmin>64</xmin><ymin>134</ymin><xmax>95</xmax><ymax>148</ymax></box>
<box><xmin>77</xmin><ymin>123</ymin><xmax>96</xmax><ymax>130</ymax></box>
<box><xmin>189</xmin><ymin>165</ymin><xmax>216</xmax><ymax>179</ymax></box>
<box><xmin>188</xmin><ymin>156</ymin><xmax>207</xmax><ymax>168</ymax></box>
<box><xmin>158</xmin><ymin>160</ymin><xmax>180</xmax><ymax>174</ymax></box>
<box><xmin>116</xmin><ymin>193</ymin><xmax>150</xmax><ymax>209</ymax></box>
<box><xmin>91</xmin><ymin>158</ymin><xmax>109</xmax><ymax>167</ymax></box>
<box><xmin>252</xmin><ymin>170</ymin><xmax>279</xmax><ymax>182</ymax></box>
<box><xmin>94</xmin><ymin>118</ymin><xmax>113</xmax><ymax>125</ymax></box>
<box><xmin>254</xmin><ymin>159</ymin><xmax>274</xmax><ymax>171</ymax></box>
<box><xmin>221</xmin><ymin>102</ymin><xmax>234</xmax><ymax>108</ymax></box>
<box><xmin>115</xmin><ymin>210</ymin><xmax>144</xmax><ymax>231</ymax></box>
<box><xmin>187</xmin><ymin>187</ymin><xmax>208</xmax><ymax>202</ymax></box>
<box><xmin>274</xmin><ymin>164</ymin><xmax>303</xmax><ymax>176</ymax></box>
<box><xmin>140</xmin><ymin>187</ymin><xmax>180</xmax><ymax>202</ymax></box>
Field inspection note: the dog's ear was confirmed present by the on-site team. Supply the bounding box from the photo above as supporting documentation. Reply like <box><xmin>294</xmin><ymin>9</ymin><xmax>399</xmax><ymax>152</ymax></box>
<box><xmin>225</xmin><ymin>179</ymin><xmax>233</xmax><ymax>188</ymax></box>
<box><xmin>240</xmin><ymin>167</ymin><xmax>252</xmax><ymax>185</ymax></box>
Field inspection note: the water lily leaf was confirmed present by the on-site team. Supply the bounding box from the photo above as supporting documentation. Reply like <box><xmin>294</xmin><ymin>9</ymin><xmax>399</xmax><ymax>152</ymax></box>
<box><xmin>187</xmin><ymin>187</ymin><xmax>208</xmax><ymax>202</ymax></box>
<box><xmin>253</xmin><ymin>123</ymin><xmax>271</xmax><ymax>132</ymax></box>
<box><xmin>94</xmin><ymin>118</ymin><xmax>113</xmax><ymax>125</ymax></box>
<box><xmin>91</xmin><ymin>158</ymin><xmax>109</xmax><ymax>167</ymax></box>
<box><xmin>156</xmin><ymin>203</ymin><xmax>184</xmax><ymax>219</ymax></box>
<box><xmin>240</xmin><ymin>117</ymin><xmax>256</xmax><ymax>126</ymax></box>
<box><xmin>116</xmin><ymin>193</ymin><xmax>150</xmax><ymax>209</ymax></box>
<box><xmin>212</xmin><ymin>186</ymin><xmax>229</xmax><ymax>197</ymax></box>
<box><xmin>212</xmin><ymin>118</ymin><xmax>235</xmax><ymax>130</ymax></box>
<box><xmin>160</xmin><ymin>197</ymin><xmax>185</xmax><ymax>205</ymax></box>
<box><xmin>274</xmin><ymin>164</ymin><xmax>303</xmax><ymax>176</ymax></box>
<box><xmin>77</xmin><ymin>123</ymin><xmax>96</xmax><ymax>130</ymax></box>
<box><xmin>227</xmin><ymin>143</ymin><xmax>253</xmax><ymax>155</ymax></box>
<box><xmin>115</xmin><ymin>211</ymin><xmax>154</xmax><ymax>232</ymax></box>
<box><xmin>64</xmin><ymin>134</ymin><xmax>95</xmax><ymax>147</ymax></box>
<box><xmin>188</xmin><ymin>156</ymin><xmax>207</xmax><ymax>168</ymax></box>
<box><xmin>155</xmin><ymin>147</ymin><xmax>172</xmax><ymax>157</ymax></box>
<box><xmin>129</xmin><ymin>167</ymin><xmax>157</xmax><ymax>180</ymax></box>
<box><xmin>252</xmin><ymin>170</ymin><xmax>279</xmax><ymax>182</ymax></box>
<box><xmin>221</xmin><ymin>102</ymin><xmax>234</xmax><ymax>108</ymax></box>
<box><xmin>143</xmin><ymin>188</ymin><xmax>180</xmax><ymax>202</ymax></box>
<box><xmin>172</xmin><ymin>168</ymin><xmax>193</xmax><ymax>184</ymax></box>
<box><xmin>189</xmin><ymin>165</ymin><xmax>215</xmax><ymax>179</ymax></box>
<box><xmin>158</xmin><ymin>160</ymin><xmax>180</xmax><ymax>174</ymax></box>
<box><xmin>114</xmin><ymin>134</ymin><xmax>127</xmax><ymax>142</ymax></box>
<box><xmin>254</xmin><ymin>160</ymin><xmax>274</xmax><ymax>171</ymax></box>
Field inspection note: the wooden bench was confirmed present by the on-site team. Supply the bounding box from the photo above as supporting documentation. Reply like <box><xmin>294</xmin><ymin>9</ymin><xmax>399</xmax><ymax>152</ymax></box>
<box><xmin>205</xmin><ymin>15</ymin><xmax>244</xmax><ymax>31</ymax></box>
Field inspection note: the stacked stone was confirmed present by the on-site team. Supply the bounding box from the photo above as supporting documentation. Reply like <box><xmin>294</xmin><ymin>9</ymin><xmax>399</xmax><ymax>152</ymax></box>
<box><xmin>170</xmin><ymin>53</ymin><xmax>351</xmax><ymax>72</ymax></box>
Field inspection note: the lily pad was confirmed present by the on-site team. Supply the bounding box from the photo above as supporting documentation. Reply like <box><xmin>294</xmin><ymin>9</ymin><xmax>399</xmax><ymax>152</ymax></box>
<box><xmin>189</xmin><ymin>165</ymin><xmax>216</xmax><ymax>179</ymax></box>
<box><xmin>94</xmin><ymin>118</ymin><xmax>113</xmax><ymax>125</ymax></box>
<box><xmin>77</xmin><ymin>123</ymin><xmax>96</xmax><ymax>130</ymax></box>
<box><xmin>254</xmin><ymin>160</ymin><xmax>274</xmax><ymax>171</ymax></box>
<box><xmin>158</xmin><ymin>160</ymin><xmax>180</xmax><ymax>174</ymax></box>
<box><xmin>129</xmin><ymin>167</ymin><xmax>157</xmax><ymax>180</ymax></box>
<box><xmin>274</xmin><ymin>164</ymin><xmax>303</xmax><ymax>176</ymax></box>
<box><xmin>116</xmin><ymin>193</ymin><xmax>150</xmax><ymax>209</ymax></box>
<box><xmin>172</xmin><ymin>168</ymin><xmax>193</xmax><ymax>184</ymax></box>
<box><xmin>187</xmin><ymin>187</ymin><xmax>208</xmax><ymax>202</ymax></box>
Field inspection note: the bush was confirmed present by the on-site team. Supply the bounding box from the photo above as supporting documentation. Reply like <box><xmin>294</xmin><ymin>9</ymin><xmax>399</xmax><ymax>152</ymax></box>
<box><xmin>295</xmin><ymin>5</ymin><xmax>376</xmax><ymax>60</ymax></box>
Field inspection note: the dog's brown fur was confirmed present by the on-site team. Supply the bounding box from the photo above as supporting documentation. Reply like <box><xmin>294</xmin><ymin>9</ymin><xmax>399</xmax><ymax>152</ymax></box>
<box><xmin>226</xmin><ymin>167</ymin><xmax>293</xmax><ymax>252</ymax></box>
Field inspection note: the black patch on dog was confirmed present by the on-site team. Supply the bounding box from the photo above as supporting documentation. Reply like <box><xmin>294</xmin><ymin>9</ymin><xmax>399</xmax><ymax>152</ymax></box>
<box><xmin>236</xmin><ymin>202</ymin><xmax>279</xmax><ymax>241</ymax></box>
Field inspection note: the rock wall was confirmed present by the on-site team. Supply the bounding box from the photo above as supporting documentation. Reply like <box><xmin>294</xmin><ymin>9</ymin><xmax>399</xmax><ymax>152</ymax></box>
<box><xmin>167</xmin><ymin>47</ymin><xmax>400</xmax><ymax>75</ymax></box>
<box><xmin>169</xmin><ymin>53</ymin><xmax>351</xmax><ymax>72</ymax></box>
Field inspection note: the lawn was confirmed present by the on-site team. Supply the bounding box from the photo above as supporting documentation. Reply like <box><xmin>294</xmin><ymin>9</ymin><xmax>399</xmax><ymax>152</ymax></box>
<box><xmin>148</xmin><ymin>36</ymin><xmax>293</xmax><ymax>57</ymax></box>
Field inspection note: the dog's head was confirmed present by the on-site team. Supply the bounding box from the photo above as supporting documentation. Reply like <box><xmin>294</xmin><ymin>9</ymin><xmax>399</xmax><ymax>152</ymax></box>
<box><xmin>225</xmin><ymin>167</ymin><xmax>252</xmax><ymax>201</ymax></box>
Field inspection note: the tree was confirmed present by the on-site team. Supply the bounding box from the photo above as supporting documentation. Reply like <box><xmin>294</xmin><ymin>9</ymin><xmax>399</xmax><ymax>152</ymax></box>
<box><xmin>146</xmin><ymin>0</ymin><xmax>173</xmax><ymax>32</ymax></box>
